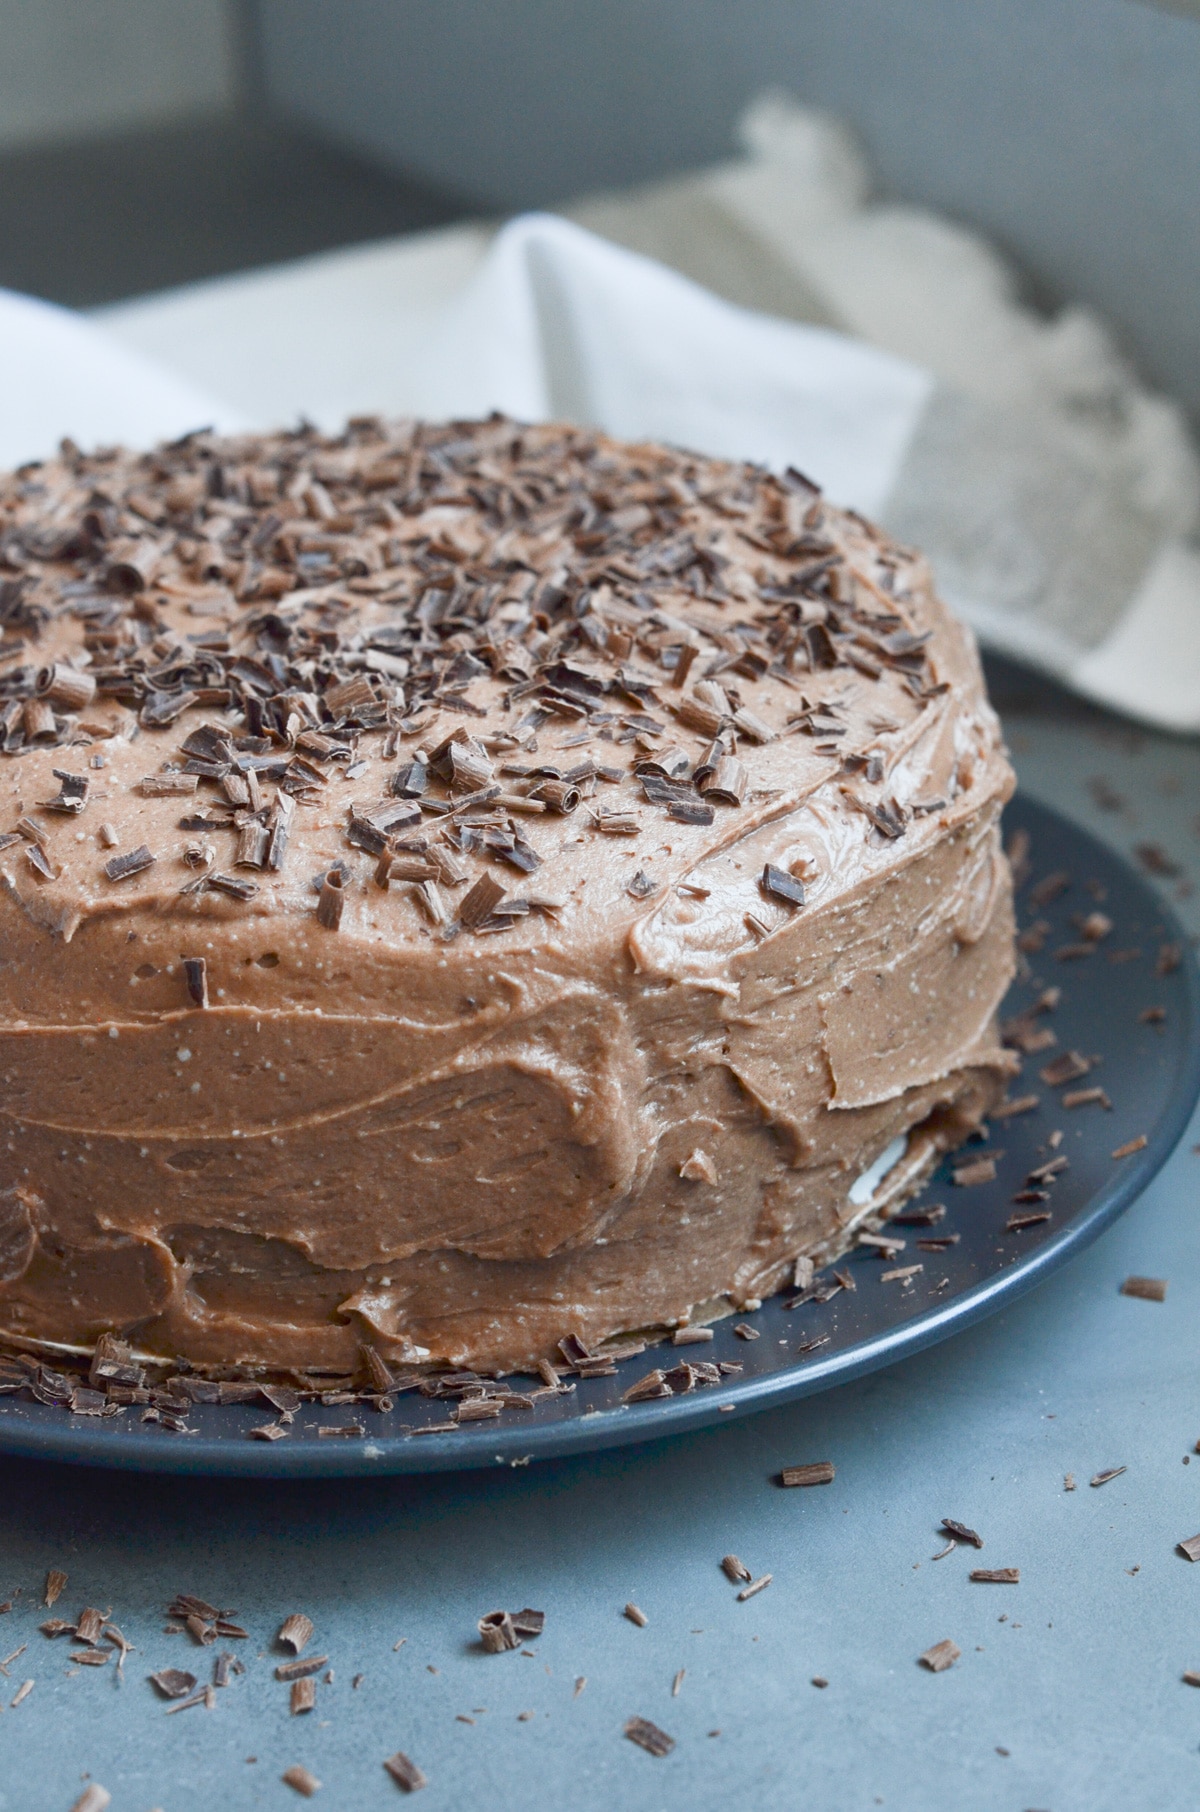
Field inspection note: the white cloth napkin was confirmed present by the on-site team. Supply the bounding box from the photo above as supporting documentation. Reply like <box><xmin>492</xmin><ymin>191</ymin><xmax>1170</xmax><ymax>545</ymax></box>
<box><xmin>0</xmin><ymin>286</ymin><xmax>245</xmax><ymax>466</ymax></box>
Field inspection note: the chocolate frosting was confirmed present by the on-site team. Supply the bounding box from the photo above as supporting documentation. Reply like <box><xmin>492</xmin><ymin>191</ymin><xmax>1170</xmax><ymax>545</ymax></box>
<box><xmin>0</xmin><ymin>418</ymin><xmax>1015</xmax><ymax>1374</ymax></box>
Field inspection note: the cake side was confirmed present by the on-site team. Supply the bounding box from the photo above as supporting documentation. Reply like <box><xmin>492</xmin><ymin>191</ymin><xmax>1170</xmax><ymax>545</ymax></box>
<box><xmin>0</xmin><ymin>419</ymin><xmax>1015</xmax><ymax>1374</ymax></box>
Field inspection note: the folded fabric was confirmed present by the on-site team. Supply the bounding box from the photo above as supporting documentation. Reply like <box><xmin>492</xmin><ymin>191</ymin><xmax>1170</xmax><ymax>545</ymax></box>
<box><xmin>0</xmin><ymin>286</ymin><xmax>244</xmax><ymax>469</ymax></box>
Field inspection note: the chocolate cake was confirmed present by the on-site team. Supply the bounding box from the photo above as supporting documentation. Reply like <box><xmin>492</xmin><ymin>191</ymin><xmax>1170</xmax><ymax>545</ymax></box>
<box><xmin>0</xmin><ymin>417</ymin><xmax>1016</xmax><ymax>1378</ymax></box>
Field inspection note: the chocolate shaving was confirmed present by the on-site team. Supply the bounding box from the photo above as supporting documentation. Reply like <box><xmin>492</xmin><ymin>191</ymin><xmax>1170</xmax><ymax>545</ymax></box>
<box><xmin>1006</xmin><ymin>1208</ymin><xmax>1052</xmax><ymax>1231</ymax></box>
<box><xmin>918</xmin><ymin>1639</ymin><xmax>960</xmax><ymax>1673</ymax></box>
<box><xmin>780</xmin><ymin>1462</ymin><xmax>835</xmax><ymax>1488</ymax></box>
<box><xmin>291</xmin><ymin>1676</ymin><xmax>317</xmax><ymax>1714</ymax></box>
<box><xmin>624</xmin><ymin>1715</ymin><xmax>675</xmax><ymax>1757</ymax></box>
<box><xmin>276</xmin><ymin>1656</ymin><xmax>328</xmax><ymax>1681</ymax></box>
<box><xmin>317</xmin><ymin>870</ymin><xmax>345</xmax><ymax>930</ymax></box>
<box><xmin>760</xmin><ymin>864</ymin><xmax>805</xmax><ymax>908</ymax></box>
<box><xmin>951</xmin><ymin>1157</ymin><xmax>996</xmax><ymax>1186</ymax></box>
<box><xmin>383</xmin><ymin>1751</ymin><xmax>427</xmax><ymax>1792</ymax></box>
<box><xmin>1029</xmin><ymin>871</ymin><xmax>1070</xmax><ymax>906</ymax></box>
<box><xmin>182</xmin><ymin>956</ymin><xmax>208</xmax><ymax>1009</ymax></box>
<box><xmin>1120</xmin><ymin>1275</ymin><xmax>1166</xmax><ymax>1301</ymax></box>
<box><xmin>478</xmin><ymin>1611</ymin><xmax>519</xmax><ymax>1654</ymax></box>
<box><xmin>282</xmin><ymin>1765</ymin><xmax>322</xmax><ymax>1798</ymax></box>
<box><xmin>458</xmin><ymin>872</ymin><xmax>505</xmax><ymax>929</ymax></box>
<box><xmin>1062</xmin><ymin>1086</ymin><xmax>1111</xmax><ymax>1110</ymax></box>
<box><xmin>278</xmin><ymin>1613</ymin><xmax>315</xmax><ymax>1655</ymax></box>
<box><xmin>149</xmin><ymin>1668</ymin><xmax>199</xmax><ymax>1699</ymax></box>
<box><xmin>104</xmin><ymin>843</ymin><xmax>155</xmax><ymax>882</ymax></box>
<box><xmin>970</xmin><ymin>1568</ymin><xmax>1019</xmax><ymax>1584</ymax></box>
<box><xmin>940</xmin><ymin>1519</ymin><xmax>983</xmax><ymax>1548</ymax></box>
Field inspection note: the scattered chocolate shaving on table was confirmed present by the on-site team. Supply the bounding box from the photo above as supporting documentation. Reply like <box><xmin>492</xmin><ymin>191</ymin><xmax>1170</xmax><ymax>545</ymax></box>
<box><xmin>70</xmin><ymin>1789</ymin><xmax>111</xmax><ymax>1812</ymax></box>
<box><xmin>919</xmin><ymin>1640</ymin><xmax>961</xmax><ymax>1673</ymax></box>
<box><xmin>881</xmin><ymin>1263</ymin><xmax>923</xmax><ymax>1282</ymax></box>
<box><xmin>1112</xmin><ymin>1135</ymin><xmax>1148</xmax><ymax>1159</ymax></box>
<box><xmin>624</xmin><ymin>1715</ymin><xmax>675</xmax><ymax>1757</ymax></box>
<box><xmin>291</xmin><ymin>1676</ymin><xmax>317</xmax><ymax>1714</ymax></box>
<box><xmin>721</xmin><ymin>1555</ymin><xmax>752</xmax><ymax>1584</ymax></box>
<box><xmin>149</xmin><ymin>1668</ymin><xmax>198</xmax><ymax>1699</ymax></box>
<box><xmin>971</xmin><ymin>1569</ymin><xmax>1019</xmax><ymax>1584</ymax></box>
<box><xmin>1183</xmin><ymin>1671</ymin><xmax>1200</xmax><ymax>1688</ymax></box>
<box><xmin>672</xmin><ymin>1668</ymin><xmax>685</xmax><ymax>1696</ymax></box>
<box><xmin>43</xmin><ymin>1568</ymin><xmax>67</xmax><ymax>1608</ymax></box>
<box><xmin>780</xmin><ymin>1462</ymin><xmax>835</xmax><ymax>1488</ymax></box>
<box><xmin>165</xmin><ymin>1685</ymin><xmax>216</xmax><ymax>1713</ymax></box>
<box><xmin>941</xmin><ymin>1519</ymin><xmax>983</xmax><ymax>1549</ymax></box>
<box><xmin>282</xmin><ymin>1765</ymin><xmax>322</xmax><ymax>1797</ymax></box>
<box><xmin>1178</xmin><ymin>1535</ymin><xmax>1200</xmax><ymax>1562</ymax></box>
<box><xmin>1090</xmin><ymin>1467</ymin><xmax>1126</xmax><ymax>1487</ymax></box>
<box><xmin>478</xmin><ymin>1611</ymin><xmax>519</xmax><ymax>1654</ymax></box>
<box><xmin>1120</xmin><ymin>1275</ymin><xmax>1166</xmax><ymax>1301</ymax></box>
<box><xmin>74</xmin><ymin>1606</ymin><xmax>105</xmax><ymax>1645</ymax></box>
<box><xmin>811</xmin><ymin>1675</ymin><xmax>829</xmax><ymax>1689</ymax></box>
<box><xmin>737</xmin><ymin>1574</ymin><xmax>772</xmax><ymax>1602</ymax></box>
<box><xmin>624</xmin><ymin>1603</ymin><xmax>648</xmax><ymax>1628</ymax></box>
<box><xmin>10</xmin><ymin>1678</ymin><xmax>32</xmax><ymax>1706</ymax></box>
<box><xmin>1007</xmin><ymin>1209</ymin><xmax>1053</xmax><ymax>1232</ymax></box>
<box><xmin>276</xmin><ymin>1656</ymin><xmax>328</xmax><ymax>1682</ymax></box>
<box><xmin>383</xmin><ymin>1750</ymin><xmax>427</xmax><ymax>1792</ymax></box>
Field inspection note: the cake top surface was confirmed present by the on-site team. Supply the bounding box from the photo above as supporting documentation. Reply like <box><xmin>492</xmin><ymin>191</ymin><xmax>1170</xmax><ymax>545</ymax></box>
<box><xmin>0</xmin><ymin>414</ymin><xmax>1006</xmax><ymax>1012</ymax></box>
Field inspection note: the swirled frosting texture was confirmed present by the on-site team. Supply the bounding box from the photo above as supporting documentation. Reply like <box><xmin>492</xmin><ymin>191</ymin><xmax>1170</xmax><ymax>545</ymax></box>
<box><xmin>0</xmin><ymin>418</ymin><xmax>1015</xmax><ymax>1373</ymax></box>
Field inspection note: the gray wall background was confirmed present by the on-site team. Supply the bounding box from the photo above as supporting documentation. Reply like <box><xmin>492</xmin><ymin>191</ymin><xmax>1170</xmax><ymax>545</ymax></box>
<box><xmin>256</xmin><ymin>0</ymin><xmax>1200</xmax><ymax>420</ymax></box>
<box><xmin>0</xmin><ymin>0</ymin><xmax>239</xmax><ymax>150</ymax></box>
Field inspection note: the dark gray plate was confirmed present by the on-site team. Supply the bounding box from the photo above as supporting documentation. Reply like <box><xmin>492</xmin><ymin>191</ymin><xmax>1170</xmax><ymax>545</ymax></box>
<box><xmin>2</xmin><ymin>793</ymin><xmax>1196</xmax><ymax>1477</ymax></box>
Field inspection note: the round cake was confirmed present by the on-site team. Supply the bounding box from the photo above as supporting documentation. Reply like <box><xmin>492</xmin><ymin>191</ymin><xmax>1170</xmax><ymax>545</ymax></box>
<box><xmin>0</xmin><ymin>416</ymin><xmax>1016</xmax><ymax>1379</ymax></box>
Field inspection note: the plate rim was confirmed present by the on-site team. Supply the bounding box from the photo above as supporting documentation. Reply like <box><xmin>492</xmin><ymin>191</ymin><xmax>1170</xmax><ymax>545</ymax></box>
<box><xmin>3</xmin><ymin>792</ymin><xmax>1197</xmax><ymax>1477</ymax></box>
